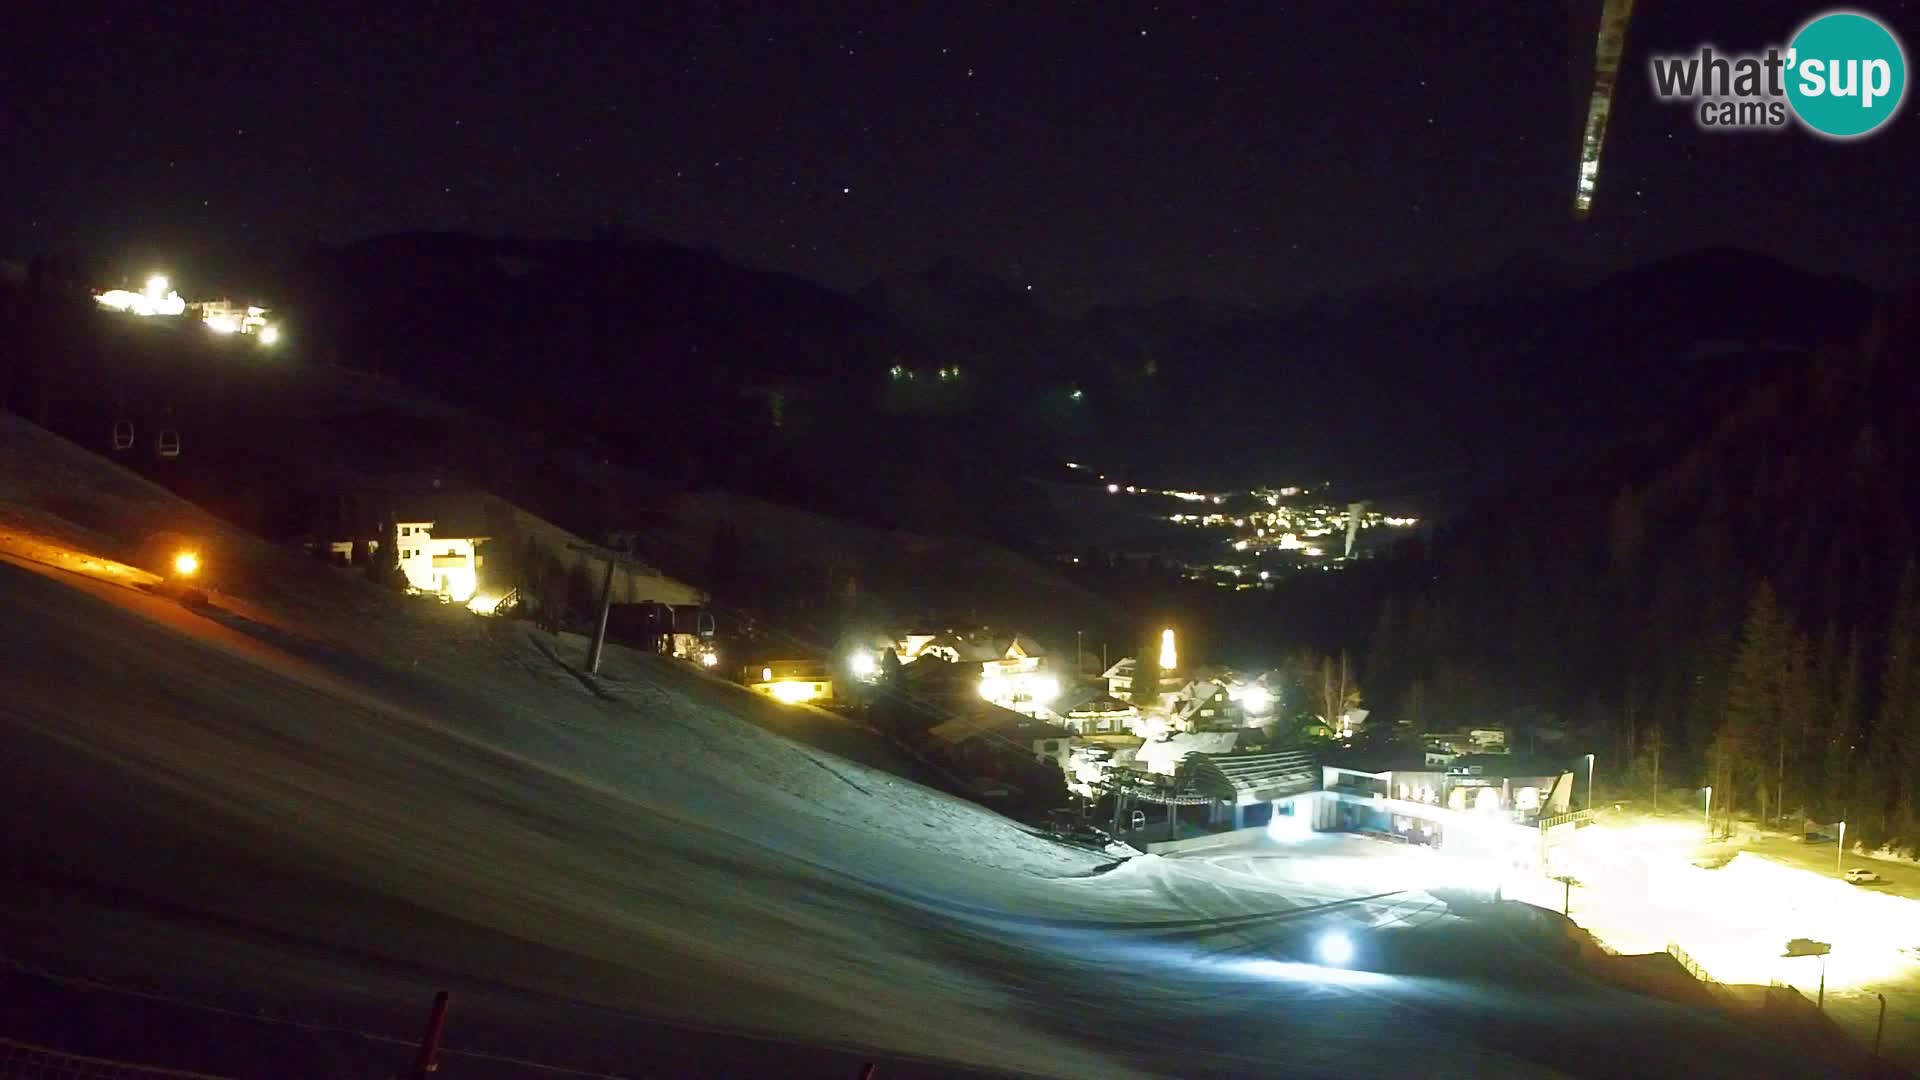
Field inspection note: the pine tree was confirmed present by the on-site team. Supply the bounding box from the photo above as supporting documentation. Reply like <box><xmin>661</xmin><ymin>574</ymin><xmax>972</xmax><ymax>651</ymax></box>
<box><xmin>368</xmin><ymin>516</ymin><xmax>403</xmax><ymax>589</ymax></box>
<box><xmin>1132</xmin><ymin>642</ymin><xmax>1162</xmax><ymax>710</ymax></box>
<box><xmin>1777</xmin><ymin>631</ymin><xmax>1815</xmax><ymax>825</ymax></box>
<box><xmin>1821</xmin><ymin>632</ymin><xmax>1864</xmax><ymax>823</ymax></box>
<box><xmin>1722</xmin><ymin>581</ymin><xmax>1789</xmax><ymax>825</ymax></box>
<box><xmin>1873</xmin><ymin>563</ymin><xmax>1920</xmax><ymax>842</ymax></box>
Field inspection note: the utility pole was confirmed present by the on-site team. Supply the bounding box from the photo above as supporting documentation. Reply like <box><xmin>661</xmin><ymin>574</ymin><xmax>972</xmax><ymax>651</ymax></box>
<box><xmin>1877</xmin><ymin>993</ymin><xmax>1888</xmax><ymax>1055</ymax></box>
<box><xmin>567</xmin><ymin>541</ymin><xmax>644</xmax><ymax>675</ymax></box>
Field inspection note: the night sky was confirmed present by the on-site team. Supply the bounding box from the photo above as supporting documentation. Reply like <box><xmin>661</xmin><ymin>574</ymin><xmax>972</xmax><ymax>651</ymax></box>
<box><xmin>4</xmin><ymin>2</ymin><xmax>1915</xmax><ymax>309</ymax></box>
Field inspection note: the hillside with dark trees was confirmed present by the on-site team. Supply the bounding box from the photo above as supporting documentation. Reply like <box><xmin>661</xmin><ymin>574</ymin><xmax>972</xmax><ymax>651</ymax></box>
<box><xmin>1349</xmin><ymin>287</ymin><xmax>1920</xmax><ymax>853</ymax></box>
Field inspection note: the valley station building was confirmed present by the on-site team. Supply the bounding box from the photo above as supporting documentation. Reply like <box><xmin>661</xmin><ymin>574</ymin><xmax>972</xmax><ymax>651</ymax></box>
<box><xmin>1306</xmin><ymin>752</ymin><xmax>1578</xmax><ymax>870</ymax></box>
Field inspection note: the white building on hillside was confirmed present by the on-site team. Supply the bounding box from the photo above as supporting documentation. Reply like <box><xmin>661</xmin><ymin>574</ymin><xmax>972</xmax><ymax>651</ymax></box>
<box><xmin>328</xmin><ymin>520</ymin><xmax>488</xmax><ymax>603</ymax></box>
<box><xmin>393</xmin><ymin>521</ymin><xmax>485</xmax><ymax>602</ymax></box>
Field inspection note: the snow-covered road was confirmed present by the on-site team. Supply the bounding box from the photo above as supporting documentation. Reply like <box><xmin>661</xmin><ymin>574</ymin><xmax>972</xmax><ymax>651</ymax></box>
<box><xmin>0</xmin><ymin>552</ymin><xmax>1838</xmax><ymax>1078</ymax></box>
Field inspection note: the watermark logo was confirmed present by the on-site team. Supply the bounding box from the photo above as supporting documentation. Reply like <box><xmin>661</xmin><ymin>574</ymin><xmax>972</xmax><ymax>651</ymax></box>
<box><xmin>1649</xmin><ymin>9</ymin><xmax>1907</xmax><ymax>138</ymax></box>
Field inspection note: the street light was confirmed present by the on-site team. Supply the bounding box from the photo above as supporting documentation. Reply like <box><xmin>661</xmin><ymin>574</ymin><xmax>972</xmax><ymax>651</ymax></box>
<box><xmin>1585</xmin><ymin>753</ymin><xmax>1596</xmax><ymax>812</ymax></box>
<box><xmin>1837</xmin><ymin>820</ymin><xmax>1846</xmax><ymax>874</ymax></box>
<box><xmin>1704</xmin><ymin>785</ymin><xmax>1713</xmax><ymax>835</ymax></box>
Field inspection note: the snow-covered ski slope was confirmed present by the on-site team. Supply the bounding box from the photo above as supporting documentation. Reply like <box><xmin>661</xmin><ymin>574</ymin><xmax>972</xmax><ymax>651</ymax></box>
<box><xmin>0</xmin><ymin>416</ymin><xmax>1828</xmax><ymax>1078</ymax></box>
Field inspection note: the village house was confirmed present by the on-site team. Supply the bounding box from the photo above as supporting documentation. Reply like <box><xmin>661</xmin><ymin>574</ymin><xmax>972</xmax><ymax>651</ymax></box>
<box><xmin>325</xmin><ymin>502</ymin><xmax>490</xmax><ymax>604</ymax></box>
<box><xmin>928</xmin><ymin>705</ymin><xmax>1074</xmax><ymax>773</ymax></box>
<box><xmin>1167</xmin><ymin>679</ymin><xmax>1237</xmax><ymax>732</ymax></box>
<box><xmin>321</xmin><ymin>488</ymin><xmax>703</xmax><ymax>614</ymax></box>
<box><xmin>1101</xmin><ymin>656</ymin><xmax>1182</xmax><ymax>703</ymax></box>
<box><xmin>1055</xmin><ymin>685</ymin><xmax>1141</xmax><ymax>735</ymax></box>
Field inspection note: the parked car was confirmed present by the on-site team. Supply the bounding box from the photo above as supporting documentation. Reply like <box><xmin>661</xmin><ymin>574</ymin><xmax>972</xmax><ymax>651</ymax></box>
<box><xmin>1843</xmin><ymin>868</ymin><xmax>1885</xmax><ymax>885</ymax></box>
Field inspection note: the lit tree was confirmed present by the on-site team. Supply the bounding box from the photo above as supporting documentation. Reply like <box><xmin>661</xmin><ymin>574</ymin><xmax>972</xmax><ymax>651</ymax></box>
<box><xmin>1316</xmin><ymin>652</ymin><xmax>1360</xmax><ymax>733</ymax></box>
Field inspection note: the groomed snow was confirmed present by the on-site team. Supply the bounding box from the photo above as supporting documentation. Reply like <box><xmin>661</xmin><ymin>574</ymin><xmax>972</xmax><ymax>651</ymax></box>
<box><xmin>0</xmin><ymin>417</ymin><xmax>1836</xmax><ymax>1078</ymax></box>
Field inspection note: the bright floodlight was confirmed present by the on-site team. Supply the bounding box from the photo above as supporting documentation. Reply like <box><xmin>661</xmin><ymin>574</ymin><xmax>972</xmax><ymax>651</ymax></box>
<box><xmin>258</xmin><ymin>324</ymin><xmax>280</xmax><ymax>345</ymax></box>
<box><xmin>145</xmin><ymin>275</ymin><xmax>169</xmax><ymax>299</ymax></box>
<box><xmin>700</xmin><ymin>651</ymin><xmax>719</xmax><ymax>668</ymax></box>
<box><xmin>1159</xmin><ymin>627</ymin><xmax>1177</xmax><ymax>672</ymax></box>
<box><xmin>1315</xmin><ymin>931</ymin><xmax>1354</xmax><ymax>967</ymax></box>
<box><xmin>206</xmin><ymin>314</ymin><xmax>239</xmax><ymax>334</ymax></box>
<box><xmin>850</xmin><ymin>651</ymin><xmax>877</xmax><ymax>678</ymax></box>
<box><xmin>770</xmin><ymin>681</ymin><xmax>816</xmax><ymax>704</ymax></box>
<box><xmin>1242</xmin><ymin>685</ymin><xmax>1273</xmax><ymax>715</ymax></box>
<box><xmin>1029</xmin><ymin>674</ymin><xmax>1060</xmax><ymax>705</ymax></box>
<box><xmin>172</xmin><ymin>551</ymin><xmax>200</xmax><ymax>577</ymax></box>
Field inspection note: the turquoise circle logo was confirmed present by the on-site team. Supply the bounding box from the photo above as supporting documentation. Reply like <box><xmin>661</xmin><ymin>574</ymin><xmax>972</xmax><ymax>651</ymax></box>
<box><xmin>1786</xmin><ymin>11</ymin><xmax>1907</xmax><ymax>138</ymax></box>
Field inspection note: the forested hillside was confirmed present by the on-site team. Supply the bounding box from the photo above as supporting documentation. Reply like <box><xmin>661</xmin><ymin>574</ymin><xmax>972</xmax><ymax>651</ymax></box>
<box><xmin>1359</xmin><ymin>289</ymin><xmax>1920</xmax><ymax>851</ymax></box>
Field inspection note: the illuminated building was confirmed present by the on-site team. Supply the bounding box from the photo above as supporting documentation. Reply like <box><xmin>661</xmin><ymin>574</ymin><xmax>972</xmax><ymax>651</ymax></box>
<box><xmin>1318</xmin><ymin>756</ymin><xmax>1578</xmax><ymax>860</ymax></box>
<box><xmin>745</xmin><ymin>660</ymin><xmax>834</xmax><ymax>704</ymax></box>
<box><xmin>928</xmin><ymin>707</ymin><xmax>1073</xmax><ymax>773</ymax></box>
<box><xmin>392</xmin><ymin>521</ymin><xmax>486</xmax><ymax>602</ymax></box>
<box><xmin>1056</xmin><ymin>687</ymin><xmax>1142</xmax><ymax>735</ymax></box>
<box><xmin>193</xmin><ymin>299</ymin><xmax>273</xmax><ymax>338</ymax></box>
<box><xmin>94</xmin><ymin>274</ymin><xmax>187</xmax><ymax>317</ymax></box>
